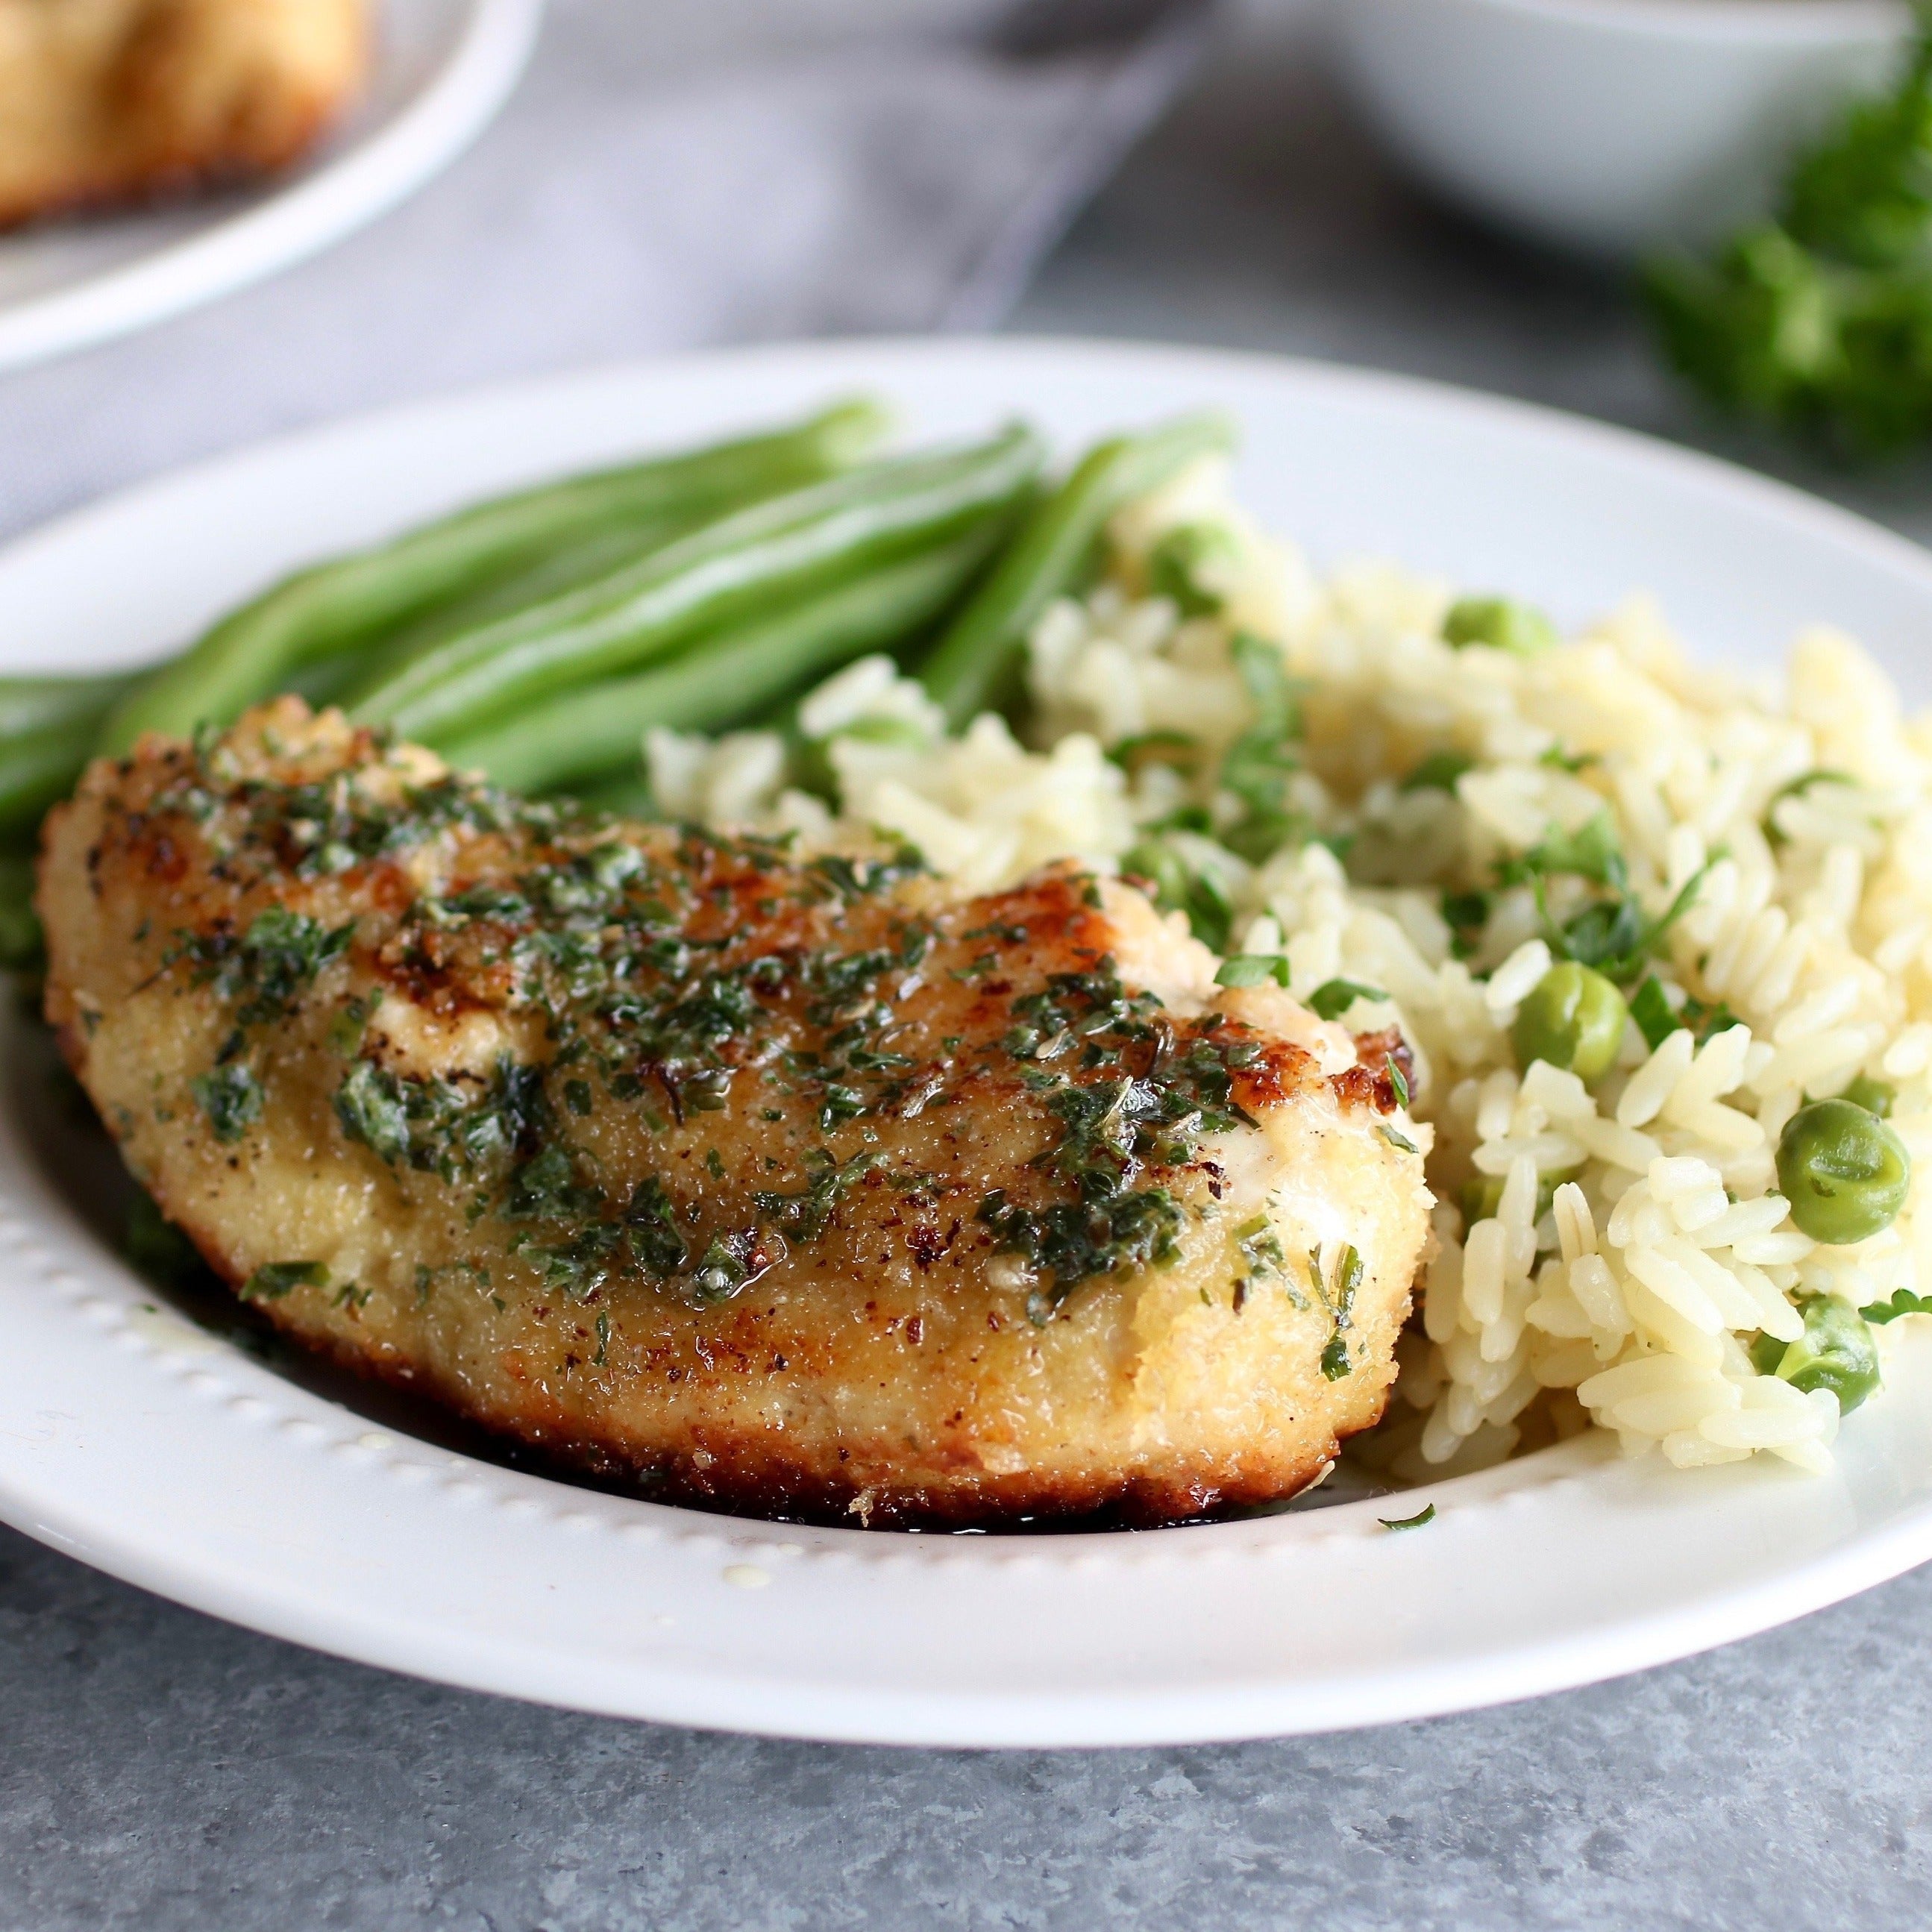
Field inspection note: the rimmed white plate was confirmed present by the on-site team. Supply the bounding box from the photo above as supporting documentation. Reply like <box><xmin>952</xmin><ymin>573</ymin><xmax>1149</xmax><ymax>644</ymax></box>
<box><xmin>4</xmin><ymin>336</ymin><xmax>1932</xmax><ymax>1748</ymax></box>
<box><xmin>0</xmin><ymin>0</ymin><xmax>542</xmax><ymax>374</ymax></box>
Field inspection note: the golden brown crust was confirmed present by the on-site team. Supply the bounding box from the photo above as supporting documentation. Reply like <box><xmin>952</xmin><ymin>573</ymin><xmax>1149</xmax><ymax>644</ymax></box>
<box><xmin>40</xmin><ymin>702</ymin><xmax>1434</xmax><ymax>1528</ymax></box>
<box><xmin>0</xmin><ymin>0</ymin><xmax>367</xmax><ymax>230</ymax></box>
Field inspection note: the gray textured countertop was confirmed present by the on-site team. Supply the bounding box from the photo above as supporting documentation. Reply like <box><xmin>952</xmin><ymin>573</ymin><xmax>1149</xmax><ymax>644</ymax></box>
<box><xmin>7</xmin><ymin>5</ymin><xmax>1932</xmax><ymax>1928</ymax></box>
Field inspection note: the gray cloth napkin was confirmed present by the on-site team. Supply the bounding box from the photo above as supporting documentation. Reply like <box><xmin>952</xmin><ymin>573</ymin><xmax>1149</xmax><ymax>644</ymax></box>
<box><xmin>0</xmin><ymin>0</ymin><xmax>1209</xmax><ymax>547</ymax></box>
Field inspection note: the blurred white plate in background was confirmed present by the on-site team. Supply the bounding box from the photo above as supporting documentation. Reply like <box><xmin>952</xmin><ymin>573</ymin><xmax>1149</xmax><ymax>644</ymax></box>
<box><xmin>4</xmin><ymin>337</ymin><xmax>1932</xmax><ymax>1747</ymax></box>
<box><xmin>0</xmin><ymin>0</ymin><xmax>542</xmax><ymax>374</ymax></box>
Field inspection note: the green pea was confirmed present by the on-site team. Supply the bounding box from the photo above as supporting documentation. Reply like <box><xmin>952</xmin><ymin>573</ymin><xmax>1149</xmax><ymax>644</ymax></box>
<box><xmin>1775</xmin><ymin>1097</ymin><xmax>1911</xmax><ymax>1245</ymax></box>
<box><xmin>1120</xmin><ymin>839</ymin><xmax>1234</xmax><ymax>952</ymax></box>
<box><xmin>1442</xmin><ymin>595</ymin><xmax>1558</xmax><ymax>655</ymax></box>
<box><xmin>1147</xmin><ymin>522</ymin><xmax>1241</xmax><ymax>618</ymax></box>
<box><xmin>1511</xmin><ymin>962</ymin><xmax>1628</xmax><ymax>1082</ymax></box>
<box><xmin>1748</xmin><ymin>1294</ymin><xmax>1881</xmax><ymax>1414</ymax></box>
<box><xmin>1461</xmin><ymin>1164</ymin><xmax>1581</xmax><ymax>1229</ymax></box>
<box><xmin>1842</xmin><ymin>1073</ymin><xmax>1895</xmax><ymax>1119</ymax></box>
<box><xmin>1122</xmin><ymin>838</ymin><xmax>1191</xmax><ymax>910</ymax></box>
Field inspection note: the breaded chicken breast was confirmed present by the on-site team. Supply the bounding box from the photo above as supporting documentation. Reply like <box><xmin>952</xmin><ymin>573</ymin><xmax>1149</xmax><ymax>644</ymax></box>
<box><xmin>0</xmin><ymin>0</ymin><xmax>366</xmax><ymax>228</ymax></box>
<box><xmin>40</xmin><ymin>700</ymin><xmax>1433</xmax><ymax>1526</ymax></box>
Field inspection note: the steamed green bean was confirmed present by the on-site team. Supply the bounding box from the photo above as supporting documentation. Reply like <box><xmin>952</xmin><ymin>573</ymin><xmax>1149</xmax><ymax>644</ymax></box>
<box><xmin>919</xmin><ymin>412</ymin><xmax>1234</xmax><ymax>730</ymax></box>
<box><xmin>345</xmin><ymin>424</ymin><xmax>1044</xmax><ymax>747</ymax></box>
<box><xmin>0</xmin><ymin>715</ymin><xmax>113</xmax><ymax>839</ymax></box>
<box><xmin>0</xmin><ymin>671</ymin><xmax>136</xmax><ymax>742</ymax></box>
<box><xmin>101</xmin><ymin>400</ymin><xmax>891</xmax><ymax>753</ymax></box>
<box><xmin>442</xmin><ymin>524</ymin><xmax>1003</xmax><ymax>795</ymax></box>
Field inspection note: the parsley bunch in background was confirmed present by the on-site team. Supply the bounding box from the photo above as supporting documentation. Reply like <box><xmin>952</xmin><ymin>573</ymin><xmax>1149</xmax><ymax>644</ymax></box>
<box><xmin>1644</xmin><ymin>17</ymin><xmax>1932</xmax><ymax>457</ymax></box>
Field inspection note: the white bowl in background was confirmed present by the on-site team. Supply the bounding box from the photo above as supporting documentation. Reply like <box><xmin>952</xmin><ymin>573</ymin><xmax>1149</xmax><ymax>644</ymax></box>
<box><xmin>1327</xmin><ymin>0</ymin><xmax>1912</xmax><ymax>262</ymax></box>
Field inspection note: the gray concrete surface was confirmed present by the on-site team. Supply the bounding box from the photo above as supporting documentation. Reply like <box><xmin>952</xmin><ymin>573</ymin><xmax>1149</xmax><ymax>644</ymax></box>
<box><xmin>4</xmin><ymin>1522</ymin><xmax>1929</xmax><ymax>1929</ymax></box>
<box><xmin>7</xmin><ymin>4</ymin><xmax>1932</xmax><ymax>1927</ymax></box>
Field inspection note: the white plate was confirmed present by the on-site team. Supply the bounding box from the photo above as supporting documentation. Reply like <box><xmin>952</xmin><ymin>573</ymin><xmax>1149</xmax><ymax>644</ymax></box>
<box><xmin>4</xmin><ymin>337</ymin><xmax>1932</xmax><ymax>1748</ymax></box>
<box><xmin>0</xmin><ymin>0</ymin><xmax>542</xmax><ymax>374</ymax></box>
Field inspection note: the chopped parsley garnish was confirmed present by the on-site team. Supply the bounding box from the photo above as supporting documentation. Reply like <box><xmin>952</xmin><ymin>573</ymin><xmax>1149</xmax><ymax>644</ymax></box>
<box><xmin>979</xmin><ymin>957</ymin><xmax>1273</xmax><ymax>1321</ymax></box>
<box><xmin>1314</xmin><ymin>1243</ymin><xmax>1362</xmax><ymax>1380</ymax></box>
<box><xmin>1379</xmin><ymin>1502</ymin><xmax>1437</xmax><ymax>1530</ymax></box>
<box><xmin>1400</xmin><ymin>750</ymin><xmax>1474</xmax><ymax>794</ymax></box>
<box><xmin>1219</xmin><ymin>630</ymin><xmax>1306</xmax><ymax>861</ymax></box>
<box><xmin>1682</xmin><ymin>993</ymin><xmax>1743</xmax><ymax>1046</ymax></box>
<box><xmin>1235</xmin><ymin>1214</ymin><xmax>1302</xmax><ymax>1307</ymax></box>
<box><xmin>1539</xmin><ymin>747</ymin><xmax>1596</xmax><ymax>774</ymax></box>
<box><xmin>506</xmin><ymin>1143</ymin><xmax>600</xmax><ymax>1222</ymax></box>
<box><xmin>1502</xmin><ymin>810</ymin><xmax>1713</xmax><ymax>986</ymax></box>
<box><xmin>809</xmin><ymin>845</ymin><xmax>928</xmax><ymax>899</ymax></box>
<box><xmin>518</xmin><ymin>1221</ymin><xmax>627</xmax><ymax>1300</ymax></box>
<box><xmin>1440</xmin><ymin>889</ymin><xmax>1490</xmax><ymax>959</ymax></box>
<box><xmin>690</xmin><ymin>1233</ymin><xmax>754</xmax><ymax>1305</ymax></box>
<box><xmin>191</xmin><ymin>1062</ymin><xmax>262</xmax><ymax>1144</ymax></box>
<box><xmin>1629</xmin><ymin>975</ymin><xmax>1678</xmax><ymax>1051</ymax></box>
<box><xmin>624</xmin><ymin>1178</ymin><xmax>689</xmax><ymax>1276</ymax></box>
<box><xmin>334</xmin><ymin>1060</ymin><xmax>410</xmax><ymax>1164</ymax></box>
<box><xmin>230</xmin><ymin>906</ymin><xmax>354</xmax><ymax>1023</ymax></box>
<box><xmin>1108</xmin><ymin>730</ymin><xmax>1202</xmax><ymax>777</ymax></box>
<box><xmin>1147</xmin><ymin>521</ymin><xmax>1239</xmax><ymax>615</ymax></box>
<box><xmin>1762</xmin><ymin>768</ymin><xmax>1858</xmax><ymax>847</ymax></box>
<box><xmin>242</xmin><ymin>1260</ymin><xmax>327</xmax><ymax>1301</ymax></box>
<box><xmin>1308</xmin><ymin>978</ymin><xmax>1387</xmax><ymax>1022</ymax></box>
<box><xmin>982</xmin><ymin>1186</ymin><xmax>1186</xmax><ymax>1327</ymax></box>
<box><xmin>1629</xmin><ymin>973</ymin><xmax>1739</xmax><ymax>1052</ymax></box>
<box><xmin>1499</xmin><ymin>810</ymin><xmax>1625</xmax><ymax>891</ymax></box>
<box><xmin>169</xmin><ymin>904</ymin><xmax>353</xmax><ymax>1029</ymax></box>
<box><xmin>1862</xmin><ymin>1288</ymin><xmax>1932</xmax><ymax>1325</ymax></box>
<box><xmin>336</xmin><ymin>1055</ymin><xmax>548</xmax><ymax>1182</ymax></box>
<box><xmin>752</xmin><ymin>1149</ymin><xmax>876</xmax><ymax>1241</ymax></box>
<box><xmin>1215</xmin><ymin>953</ymin><xmax>1290</xmax><ymax>990</ymax></box>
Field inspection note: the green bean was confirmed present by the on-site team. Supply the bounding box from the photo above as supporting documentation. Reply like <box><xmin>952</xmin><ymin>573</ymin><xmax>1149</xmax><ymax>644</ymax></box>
<box><xmin>101</xmin><ymin>400</ymin><xmax>891</xmax><ymax>753</ymax></box>
<box><xmin>347</xmin><ymin>424</ymin><xmax>1044</xmax><ymax>747</ymax></box>
<box><xmin>374</xmin><ymin>521</ymin><xmax>671</xmax><ymax>658</ymax></box>
<box><xmin>1512</xmin><ymin>962</ymin><xmax>1628</xmax><ymax>1082</ymax></box>
<box><xmin>1776</xmin><ymin>1097</ymin><xmax>1911</xmax><ymax>1244</ymax></box>
<box><xmin>919</xmin><ymin>412</ymin><xmax>1235</xmax><ymax>731</ymax></box>
<box><xmin>296</xmin><ymin>522</ymin><xmax>685</xmax><ymax>713</ymax></box>
<box><xmin>0</xmin><ymin>715</ymin><xmax>110</xmax><ymax>840</ymax></box>
<box><xmin>0</xmin><ymin>671</ymin><xmax>136</xmax><ymax>742</ymax></box>
<box><xmin>445</xmin><ymin>524</ymin><xmax>1004</xmax><ymax>796</ymax></box>
<box><xmin>0</xmin><ymin>850</ymin><xmax>38</xmax><ymax>972</ymax></box>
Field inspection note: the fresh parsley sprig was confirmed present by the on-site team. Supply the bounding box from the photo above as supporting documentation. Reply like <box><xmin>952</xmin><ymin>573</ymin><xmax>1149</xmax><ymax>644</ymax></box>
<box><xmin>1643</xmin><ymin>17</ymin><xmax>1932</xmax><ymax>457</ymax></box>
<box><xmin>1499</xmin><ymin>809</ymin><xmax>1710</xmax><ymax>987</ymax></box>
